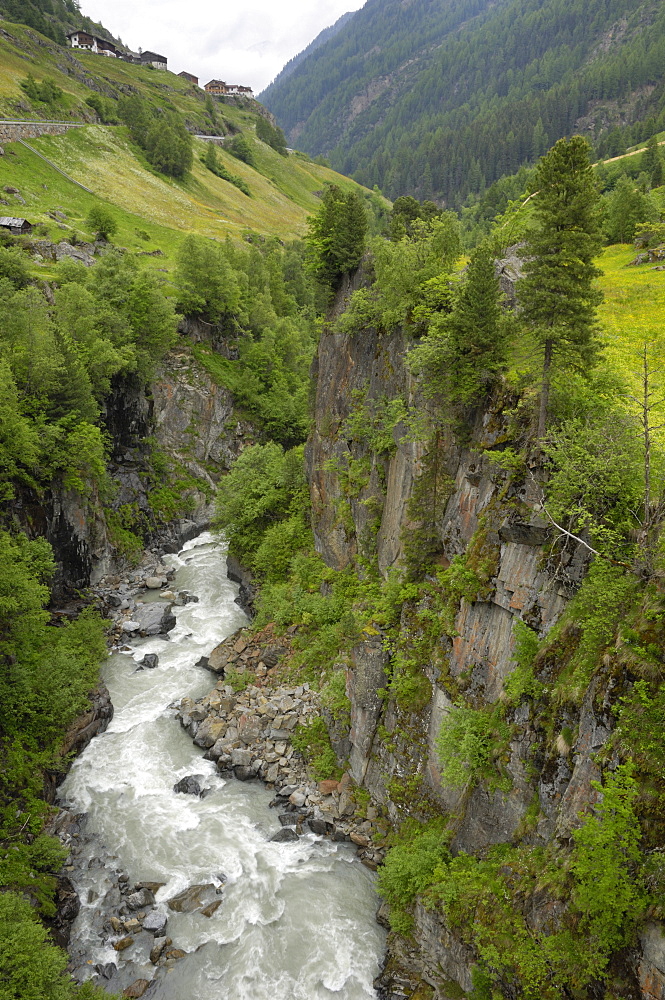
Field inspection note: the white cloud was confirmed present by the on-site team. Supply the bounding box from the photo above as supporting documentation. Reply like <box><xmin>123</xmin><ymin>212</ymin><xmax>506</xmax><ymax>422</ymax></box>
<box><xmin>82</xmin><ymin>0</ymin><xmax>364</xmax><ymax>93</ymax></box>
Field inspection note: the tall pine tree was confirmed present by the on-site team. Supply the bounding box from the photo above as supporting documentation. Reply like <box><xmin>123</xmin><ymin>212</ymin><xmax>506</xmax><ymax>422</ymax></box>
<box><xmin>519</xmin><ymin>136</ymin><xmax>603</xmax><ymax>438</ymax></box>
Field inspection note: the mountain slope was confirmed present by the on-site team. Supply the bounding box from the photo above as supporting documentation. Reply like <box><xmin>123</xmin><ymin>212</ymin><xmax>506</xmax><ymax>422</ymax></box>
<box><xmin>260</xmin><ymin>10</ymin><xmax>356</xmax><ymax>95</ymax></box>
<box><xmin>262</xmin><ymin>0</ymin><xmax>665</xmax><ymax>206</ymax></box>
<box><xmin>0</xmin><ymin>21</ymin><xmax>376</xmax><ymax>254</ymax></box>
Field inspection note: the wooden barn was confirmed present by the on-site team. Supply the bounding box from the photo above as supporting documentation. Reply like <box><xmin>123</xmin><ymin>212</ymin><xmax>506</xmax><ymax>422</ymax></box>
<box><xmin>0</xmin><ymin>217</ymin><xmax>32</xmax><ymax>235</ymax></box>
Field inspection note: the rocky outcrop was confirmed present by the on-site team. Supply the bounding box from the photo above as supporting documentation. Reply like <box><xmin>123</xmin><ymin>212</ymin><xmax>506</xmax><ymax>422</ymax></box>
<box><xmin>27</xmin><ymin>343</ymin><xmax>254</xmax><ymax>599</ymax></box>
<box><xmin>305</xmin><ymin>291</ymin><xmax>660</xmax><ymax>997</ymax></box>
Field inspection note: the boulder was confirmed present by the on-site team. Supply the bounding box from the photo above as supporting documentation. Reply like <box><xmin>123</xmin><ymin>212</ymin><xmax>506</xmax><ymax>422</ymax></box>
<box><xmin>278</xmin><ymin>813</ymin><xmax>297</xmax><ymax>826</ymax></box>
<box><xmin>193</xmin><ymin>718</ymin><xmax>226</xmax><ymax>748</ymax></box>
<box><xmin>143</xmin><ymin>910</ymin><xmax>168</xmax><ymax>935</ymax></box>
<box><xmin>145</xmin><ymin>576</ymin><xmax>165</xmax><ymax>589</ymax></box>
<box><xmin>150</xmin><ymin>936</ymin><xmax>167</xmax><ymax>963</ymax></box>
<box><xmin>233</xmin><ymin>765</ymin><xmax>254</xmax><ymax>781</ymax></box>
<box><xmin>270</xmin><ymin>827</ymin><xmax>299</xmax><ymax>843</ymax></box>
<box><xmin>122</xmin><ymin>621</ymin><xmax>141</xmax><ymax>634</ymax></box>
<box><xmin>123</xmin><ymin>980</ymin><xmax>151</xmax><ymax>998</ymax></box>
<box><xmin>140</xmin><ymin>653</ymin><xmax>159</xmax><ymax>669</ymax></box>
<box><xmin>173</xmin><ymin>775</ymin><xmax>204</xmax><ymax>796</ymax></box>
<box><xmin>133</xmin><ymin>603</ymin><xmax>176</xmax><ymax>636</ymax></box>
<box><xmin>126</xmin><ymin>887</ymin><xmax>156</xmax><ymax>910</ymax></box>
<box><xmin>113</xmin><ymin>936</ymin><xmax>134</xmax><ymax>951</ymax></box>
<box><xmin>319</xmin><ymin>779</ymin><xmax>339</xmax><ymax>795</ymax></box>
<box><xmin>167</xmin><ymin>884</ymin><xmax>215</xmax><ymax>913</ymax></box>
<box><xmin>207</xmin><ymin>642</ymin><xmax>229</xmax><ymax>674</ymax></box>
<box><xmin>201</xmin><ymin>900</ymin><xmax>222</xmax><ymax>917</ymax></box>
<box><xmin>259</xmin><ymin>645</ymin><xmax>287</xmax><ymax>668</ymax></box>
<box><xmin>95</xmin><ymin>963</ymin><xmax>116</xmax><ymax>980</ymax></box>
<box><xmin>231</xmin><ymin>748</ymin><xmax>252</xmax><ymax>767</ymax></box>
<box><xmin>308</xmin><ymin>818</ymin><xmax>328</xmax><ymax>836</ymax></box>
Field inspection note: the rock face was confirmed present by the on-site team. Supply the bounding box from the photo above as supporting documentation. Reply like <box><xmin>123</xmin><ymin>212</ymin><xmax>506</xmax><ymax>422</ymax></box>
<box><xmin>305</xmin><ymin>284</ymin><xmax>660</xmax><ymax>997</ymax></box>
<box><xmin>33</xmin><ymin>344</ymin><xmax>255</xmax><ymax>600</ymax></box>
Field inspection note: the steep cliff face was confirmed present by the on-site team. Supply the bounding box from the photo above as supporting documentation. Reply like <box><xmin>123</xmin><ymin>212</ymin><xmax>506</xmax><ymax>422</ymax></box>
<box><xmin>42</xmin><ymin>345</ymin><xmax>253</xmax><ymax>598</ymax></box>
<box><xmin>307</xmin><ymin>293</ymin><xmax>665</xmax><ymax>998</ymax></box>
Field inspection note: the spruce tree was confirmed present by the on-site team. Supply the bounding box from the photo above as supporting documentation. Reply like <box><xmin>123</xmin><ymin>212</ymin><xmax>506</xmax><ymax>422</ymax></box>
<box><xmin>447</xmin><ymin>244</ymin><xmax>506</xmax><ymax>403</ymax></box>
<box><xmin>519</xmin><ymin>136</ymin><xmax>603</xmax><ymax>438</ymax></box>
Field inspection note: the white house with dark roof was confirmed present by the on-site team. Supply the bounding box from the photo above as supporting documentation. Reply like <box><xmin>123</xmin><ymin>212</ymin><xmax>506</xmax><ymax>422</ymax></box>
<box><xmin>140</xmin><ymin>51</ymin><xmax>168</xmax><ymax>70</ymax></box>
<box><xmin>66</xmin><ymin>30</ymin><xmax>117</xmax><ymax>56</ymax></box>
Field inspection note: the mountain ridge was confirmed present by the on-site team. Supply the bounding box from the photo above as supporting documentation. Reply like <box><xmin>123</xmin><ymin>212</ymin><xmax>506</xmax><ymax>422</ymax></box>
<box><xmin>262</xmin><ymin>0</ymin><xmax>665</xmax><ymax>206</ymax></box>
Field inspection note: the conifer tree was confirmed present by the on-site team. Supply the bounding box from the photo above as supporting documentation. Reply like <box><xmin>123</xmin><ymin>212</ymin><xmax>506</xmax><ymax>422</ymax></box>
<box><xmin>446</xmin><ymin>244</ymin><xmax>506</xmax><ymax>404</ymax></box>
<box><xmin>305</xmin><ymin>185</ymin><xmax>368</xmax><ymax>290</ymax></box>
<box><xmin>519</xmin><ymin>136</ymin><xmax>603</xmax><ymax>438</ymax></box>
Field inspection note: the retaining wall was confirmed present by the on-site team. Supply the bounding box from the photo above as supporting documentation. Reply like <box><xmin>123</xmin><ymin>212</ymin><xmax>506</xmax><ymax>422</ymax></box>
<box><xmin>0</xmin><ymin>121</ymin><xmax>85</xmax><ymax>143</ymax></box>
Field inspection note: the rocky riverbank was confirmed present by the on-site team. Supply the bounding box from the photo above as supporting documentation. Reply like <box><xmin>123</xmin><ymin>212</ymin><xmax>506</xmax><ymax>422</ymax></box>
<box><xmin>175</xmin><ymin>624</ymin><xmax>388</xmax><ymax>870</ymax></box>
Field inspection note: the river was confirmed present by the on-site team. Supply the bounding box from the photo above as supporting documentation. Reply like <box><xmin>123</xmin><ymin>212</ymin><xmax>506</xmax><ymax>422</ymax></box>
<box><xmin>58</xmin><ymin>532</ymin><xmax>386</xmax><ymax>999</ymax></box>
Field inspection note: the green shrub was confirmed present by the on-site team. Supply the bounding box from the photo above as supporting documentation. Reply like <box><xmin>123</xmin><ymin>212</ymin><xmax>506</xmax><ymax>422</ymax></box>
<box><xmin>377</xmin><ymin>820</ymin><xmax>450</xmax><ymax>933</ymax></box>
<box><xmin>291</xmin><ymin>717</ymin><xmax>340</xmax><ymax>780</ymax></box>
<box><xmin>435</xmin><ymin>703</ymin><xmax>511</xmax><ymax>790</ymax></box>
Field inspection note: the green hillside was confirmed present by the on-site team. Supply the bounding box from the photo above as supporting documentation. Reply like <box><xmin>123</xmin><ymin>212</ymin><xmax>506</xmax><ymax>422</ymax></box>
<box><xmin>0</xmin><ymin>20</ymin><xmax>375</xmax><ymax>254</ymax></box>
<box><xmin>261</xmin><ymin>0</ymin><xmax>665</xmax><ymax>208</ymax></box>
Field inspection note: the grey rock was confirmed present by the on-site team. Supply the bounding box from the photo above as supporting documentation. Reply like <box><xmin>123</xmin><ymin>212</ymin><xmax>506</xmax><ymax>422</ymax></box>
<box><xmin>167</xmin><ymin>884</ymin><xmax>215</xmax><ymax>913</ymax></box>
<box><xmin>142</xmin><ymin>910</ymin><xmax>168</xmax><ymax>935</ymax></box>
<box><xmin>132</xmin><ymin>603</ymin><xmax>176</xmax><ymax>636</ymax></box>
<box><xmin>231</xmin><ymin>748</ymin><xmax>252</xmax><ymax>767</ymax></box>
<box><xmin>173</xmin><ymin>775</ymin><xmax>205</xmax><ymax>796</ymax></box>
<box><xmin>270</xmin><ymin>827</ymin><xmax>299</xmax><ymax>843</ymax></box>
<box><xmin>233</xmin><ymin>765</ymin><xmax>255</xmax><ymax>781</ymax></box>
<box><xmin>140</xmin><ymin>653</ymin><xmax>159</xmax><ymax>669</ymax></box>
<box><xmin>126</xmin><ymin>888</ymin><xmax>155</xmax><ymax>910</ymax></box>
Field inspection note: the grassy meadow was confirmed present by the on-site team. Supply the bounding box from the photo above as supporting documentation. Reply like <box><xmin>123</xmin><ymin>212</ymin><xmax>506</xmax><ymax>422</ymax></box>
<box><xmin>0</xmin><ymin>17</ymin><xmax>374</xmax><ymax>273</ymax></box>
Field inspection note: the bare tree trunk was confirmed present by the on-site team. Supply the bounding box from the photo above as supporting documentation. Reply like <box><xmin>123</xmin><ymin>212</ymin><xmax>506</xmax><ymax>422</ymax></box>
<box><xmin>538</xmin><ymin>338</ymin><xmax>553</xmax><ymax>439</ymax></box>
<box><xmin>642</xmin><ymin>344</ymin><xmax>652</xmax><ymax>529</ymax></box>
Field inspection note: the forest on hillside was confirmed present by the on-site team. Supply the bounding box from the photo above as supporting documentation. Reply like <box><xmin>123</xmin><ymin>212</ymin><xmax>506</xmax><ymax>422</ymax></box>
<box><xmin>262</xmin><ymin>0</ymin><xmax>665</xmax><ymax>207</ymax></box>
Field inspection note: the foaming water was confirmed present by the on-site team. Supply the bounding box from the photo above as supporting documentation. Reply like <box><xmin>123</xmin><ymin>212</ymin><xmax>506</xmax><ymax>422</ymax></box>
<box><xmin>59</xmin><ymin>533</ymin><xmax>386</xmax><ymax>999</ymax></box>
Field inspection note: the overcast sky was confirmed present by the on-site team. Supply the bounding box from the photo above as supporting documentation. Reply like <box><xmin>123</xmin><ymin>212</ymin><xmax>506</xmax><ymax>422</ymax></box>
<box><xmin>82</xmin><ymin>0</ymin><xmax>365</xmax><ymax>94</ymax></box>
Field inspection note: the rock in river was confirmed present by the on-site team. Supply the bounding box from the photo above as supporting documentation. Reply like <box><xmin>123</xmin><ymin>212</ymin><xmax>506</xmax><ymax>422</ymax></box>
<box><xmin>132</xmin><ymin>603</ymin><xmax>176</xmax><ymax>636</ymax></box>
<box><xmin>173</xmin><ymin>775</ymin><xmax>204</xmax><ymax>796</ymax></box>
<box><xmin>167</xmin><ymin>884</ymin><xmax>216</xmax><ymax>913</ymax></box>
<box><xmin>270</xmin><ymin>827</ymin><xmax>299</xmax><ymax>843</ymax></box>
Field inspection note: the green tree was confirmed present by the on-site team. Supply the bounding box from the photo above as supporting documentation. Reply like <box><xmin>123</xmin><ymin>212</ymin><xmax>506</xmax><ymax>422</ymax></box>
<box><xmin>175</xmin><ymin>235</ymin><xmax>242</xmax><ymax>323</ymax></box>
<box><xmin>305</xmin><ymin>184</ymin><xmax>368</xmax><ymax>290</ymax></box>
<box><xmin>228</xmin><ymin>133</ymin><xmax>255</xmax><ymax>166</ymax></box>
<box><xmin>0</xmin><ymin>247</ymin><xmax>30</xmax><ymax>288</ymax></box>
<box><xmin>519</xmin><ymin>137</ymin><xmax>603</xmax><ymax>438</ymax></box>
<box><xmin>409</xmin><ymin>243</ymin><xmax>506</xmax><ymax>406</ymax></box>
<box><xmin>87</xmin><ymin>205</ymin><xmax>118</xmax><ymax>242</ymax></box>
<box><xmin>604</xmin><ymin>175</ymin><xmax>656</xmax><ymax>244</ymax></box>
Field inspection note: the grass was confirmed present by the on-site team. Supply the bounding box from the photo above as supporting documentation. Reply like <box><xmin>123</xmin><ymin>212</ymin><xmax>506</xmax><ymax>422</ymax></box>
<box><xmin>0</xmin><ymin>18</ymin><xmax>377</xmax><ymax>261</ymax></box>
<box><xmin>597</xmin><ymin>243</ymin><xmax>665</xmax><ymax>436</ymax></box>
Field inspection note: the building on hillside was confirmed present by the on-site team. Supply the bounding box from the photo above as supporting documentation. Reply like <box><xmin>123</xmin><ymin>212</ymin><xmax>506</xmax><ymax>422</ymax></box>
<box><xmin>140</xmin><ymin>51</ymin><xmax>168</xmax><ymax>70</ymax></box>
<box><xmin>178</xmin><ymin>71</ymin><xmax>199</xmax><ymax>86</ymax></box>
<box><xmin>226</xmin><ymin>84</ymin><xmax>254</xmax><ymax>97</ymax></box>
<box><xmin>204</xmin><ymin>80</ymin><xmax>228</xmax><ymax>95</ymax></box>
<box><xmin>66</xmin><ymin>30</ymin><xmax>117</xmax><ymax>56</ymax></box>
<box><xmin>97</xmin><ymin>38</ymin><xmax>118</xmax><ymax>57</ymax></box>
<box><xmin>0</xmin><ymin>217</ymin><xmax>32</xmax><ymax>235</ymax></box>
<box><xmin>204</xmin><ymin>80</ymin><xmax>254</xmax><ymax>97</ymax></box>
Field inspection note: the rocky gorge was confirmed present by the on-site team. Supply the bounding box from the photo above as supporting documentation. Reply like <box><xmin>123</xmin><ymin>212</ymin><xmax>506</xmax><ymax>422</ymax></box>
<box><xmin>30</xmin><ymin>269</ymin><xmax>665</xmax><ymax>999</ymax></box>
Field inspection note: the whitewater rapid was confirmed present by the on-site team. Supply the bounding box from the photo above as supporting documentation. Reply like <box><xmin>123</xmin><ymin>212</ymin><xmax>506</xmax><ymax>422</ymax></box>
<box><xmin>58</xmin><ymin>532</ymin><xmax>386</xmax><ymax>999</ymax></box>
